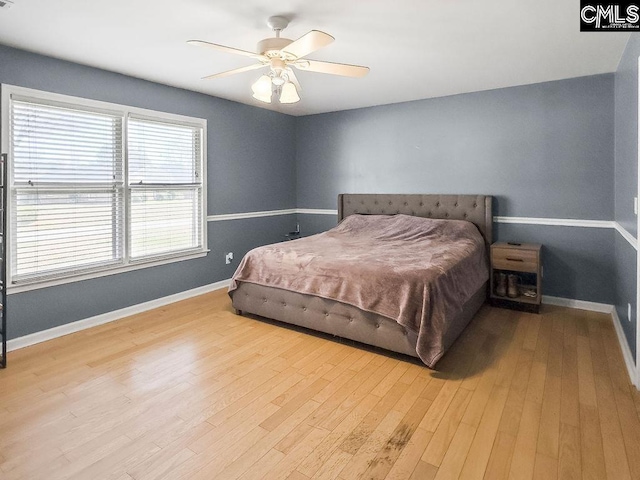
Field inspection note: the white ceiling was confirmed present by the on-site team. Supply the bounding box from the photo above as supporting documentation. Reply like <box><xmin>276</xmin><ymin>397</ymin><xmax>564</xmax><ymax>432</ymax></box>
<box><xmin>0</xmin><ymin>0</ymin><xmax>630</xmax><ymax>116</ymax></box>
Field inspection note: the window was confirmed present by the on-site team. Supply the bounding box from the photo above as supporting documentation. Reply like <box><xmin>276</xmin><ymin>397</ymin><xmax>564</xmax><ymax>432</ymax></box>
<box><xmin>128</xmin><ymin>118</ymin><xmax>203</xmax><ymax>260</ymax></box>
<box><xmin>2</xmin><ymin>86</ymin><xmax>207</xmax><ymax>290</ymax></box>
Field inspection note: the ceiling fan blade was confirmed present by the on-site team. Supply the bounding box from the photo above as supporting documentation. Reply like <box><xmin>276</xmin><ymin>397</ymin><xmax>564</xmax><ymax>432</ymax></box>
<box><xmin>202</xmin><ymin>63</ymin><xmax>267</xmax><ymax>80</ymax></box>
<box><xmin>281</xmin><ymin>30</ymin><xmax>334</xmax><ymax>59</ymax></box>
<box><xmin>187</xmin><ymin>40</ymin><xmax>266</xmax><ymax>61</ymax></box>
<box><xmin>294</xmin><ymin>59</ymin><xmax>369</xmax><ymax>78</ymax></box>
<box><xmin>285</xmin><ymin>68</ymin><xmax>302</xmax><ymax>91</ymax></box>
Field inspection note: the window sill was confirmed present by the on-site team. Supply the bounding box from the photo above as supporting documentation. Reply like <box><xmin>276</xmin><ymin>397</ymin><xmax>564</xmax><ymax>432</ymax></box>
<box><xmin>8</xmin><ymin>250</ymin><xmax>210</xmax><ymax>295</ymax></box>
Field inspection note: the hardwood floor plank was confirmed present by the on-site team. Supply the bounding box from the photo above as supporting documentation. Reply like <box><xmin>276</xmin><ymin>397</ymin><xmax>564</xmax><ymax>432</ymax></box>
<box><xmin>532</xmin><ymin>453</ymin><xmax>557</xmax><ymax>480</ymax></box>
<box><xmin>68</xmin><ymin>435</ymin><xmax>162</xmax><ymax>480</ymax></box>
<box><xmin>494</xmin><ymin>313</ymin><xmax>529</xmax><ymax>388</ymax></box>
<box><xmin>175</xmin><ymin>426</ymin><xmax>270</xmax><ymax>479</ymax></box>
<box><xmin>557</xmin><ymin>422</ymin><xmax>581</xmax><ymax>480</ymax></box>
<box><xmin>483</xmin><ymin>431</ymin><xmax>516</xmax><ymax>480</ymax></box>
<box><xmin>274</xmin><ymin>422</ymin><xmax>316</xmax><ymax>457</ymax></box>
<box><xmin>310</xmin><ymin>357</ymin><xmax>394</xmax><ymax>430</ymax></box>
<box><xmin>560</xmin><ymin>327</ymin><xmax>580</xmax><ymax>428</ymax></box>
<box><xmin>421</xmin><ymin>387</ymin><xmax>472</xmax><ymax>466</ymax></box>
<box><xmin>3</xmin><ymin>454</ymin><xmax>71</xmax><ymax>480</ymax></box>
<box><xmin>312</xmin><ymin>363</ymin><xmax>361</xmax><ymax>405</ymax></box>
<box><xmin>576</xmin><ymin>335</ymin><xmax>598</xmax><ymax>408</ymax></box>
<box><xmin>631</xmin><ymin>388</ymin><xmax>640</xmax><ymax>423</ymax></box>
<box><xmin>237</xmin><ymin>448</ymin><xmax>285</xmax><ymax>480</ymax></box>
<box><xmin>460</xmin><ymin>336</ymin><xmax>502</xmax><ymax>427</ymax></box>
<box><xmin>536</xmin><ymin>372</ymin><xmax>562</xmax><ymax>459</ymax></box>
<box><xmin>293</xmin><ymin>393</ymin><xmax>381</xmax><ymax>478</ymax></box>
<box><xmin>393</xmin><ymin>375</ymin><xmax>431</xmax><ymax>415</ymax></box>
<box><xmin>579</xmin><ymin>404</ymin><xmax>607</xmax><ymax>480</ymax></box>
<box><xmin>385</xmin><ymin>427</ymin><xmax>434</xmax><ymax>480</ymax></box>
<box><xmin>311</xmin><ymin>448</ymin><xmax>351</xmax><ymax>480</ymax></box>
<box><xmin>546</xmin><ymin>328</ymin><xmax>564</xmax><ymax>378</ymax></box>
<box><xmin>260</xmin><ymin>380</ymin><xmax>330</xmax><ymax>432</ymax></box>
<box><xmin>134</xmin><ymin>432</ymin><xmax>205</xmax><ymax>480</ymax></box>
<box><xmin>370</xmin><ymin>362</ymin><xmax>410</xmax><ymax>397</ymax></box>
<box><xmin>410</xmin><ymin>460</ymin><xmax>439</xmax><ymax>480</ymax></box>
<box><xmin>574</xmin><ymin>309</ymin><xmax>590</xmax><ymax>339</ymax></box>
<box><xmin>526</xmin><ymin>366</ymin><xmax>547</xmax><ymax>405</ymax></box>
<box><xmin>420</xmin><ymin>379</ymin><xmax>464</xmax><ymax>432</ymax></box>
<box><xmin>532</xmin><ymin>313</ymin><xmax>553</xmax><ymax>364</ymax></box>
<box><xmin>199</xmin><ymin>400</ymin><xmax>322</xmax><ymax>480</ymax></box>
<box><xmin>459</xmin><ymin>332</ymin><xmax>498</xmax><ymax>392</ymax></box>
<box><xmin>359</xmin><ymin>396</ymin><xmax>432</xmax><ymax>479</ymax></box>
<box><xmin>459</xmin><ymin>385</ymin><xmax>509</xmax><ymax>479</ymax></box>
<box><xmin>432</xmin><ymin>421</ymin><xmax>476</xmax><ymax>480</ymax></box>
<box><xmin>336</xmin><ymin>409</ymin><xmax>405</xmax><ymax>479</ymax></box>
<box><xmin>421</xmin><ymin>377</ymin><xmax>446</xmax><ymax>402</ymax></box>
<box><xmin>261</xmin><ymin>427</ymin><xmax>330</xmax><ymax>480</ymax></box>
<box><xmin>286</xmin><ymin>472</ymin><xmax>311</xmax><ymax>480</ymax></box>
<box><xmin>338</xmin><ymin>380</ymin><xmax>410</xmax><ymax>456</ymax></box>
<box><xmin>1</xmin><ymin>446</ymin><xmax>69</xmax><ymax>479</ymax></box>
<box><xmin>522</xmin><ymin>315</ymin><xmax>542</xmax><ymax>352</ymax></box>
<box><xmin>134</xmin><ymin>448</ymin><xmax>196</xmax><ymax>480</ymax></box>
<box><xmin>498</xmin><ymin>349</ymin><xmax>534</xmax><ymax>437</ymax></box>
<box><xmin>508</xmin><ymin>400</ymin><xmax>543</xmax><ymax>480</ymax></box>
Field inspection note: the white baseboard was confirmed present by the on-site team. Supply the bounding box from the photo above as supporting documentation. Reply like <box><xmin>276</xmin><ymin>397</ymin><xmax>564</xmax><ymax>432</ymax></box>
<box><xmin>611</xmin><ymin>307</ymin><xmax>639</xmax><ymax>389</ymax></box>
<box><xmin>542</xmin><ymin>295</ymin><xmax>614</xmax><ymax>313</ymax></box>
<box><xmin>7</xmin><ymin>278</ymin><xmax>232</xmax><ymax>352</ymax></box>
<box><xmin>544</xmin><ymin>295</ymin><xmax>638</xmax><ymax>389</ymax></box>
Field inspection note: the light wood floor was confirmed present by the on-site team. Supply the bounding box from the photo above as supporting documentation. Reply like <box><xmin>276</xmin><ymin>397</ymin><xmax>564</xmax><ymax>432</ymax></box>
<box><xmin>1</xmin><ymin>290</ymin><xmax>640</xmax><ymax>480</ymax></box>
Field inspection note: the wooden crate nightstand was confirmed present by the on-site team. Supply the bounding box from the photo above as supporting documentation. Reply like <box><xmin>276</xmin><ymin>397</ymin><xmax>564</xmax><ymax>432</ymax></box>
<box><xmin>490</xmin><ymin>242</ymin><xmax>542</xmax><ymax>313</ymax></box>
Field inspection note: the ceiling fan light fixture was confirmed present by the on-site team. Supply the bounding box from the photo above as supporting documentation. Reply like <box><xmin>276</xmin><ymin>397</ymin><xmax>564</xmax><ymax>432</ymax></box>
<box><xmin>251</xmin><ymin>74</ymin><xmax>272</xmax><ymax>94</ymax></box>
<box><xmin>252</xmin><ymin>92</ymin><xmax>272</xmax><ymax>103</ymax></box>
<box><xmin>251</xmin><ymin>74</ymin><xmax>273</xmax><ymax>103</ymax></box>
<box><xmin>279</xmin><ymin>82</ymin><xmax>300</xmax><ymax>104</ymax></box>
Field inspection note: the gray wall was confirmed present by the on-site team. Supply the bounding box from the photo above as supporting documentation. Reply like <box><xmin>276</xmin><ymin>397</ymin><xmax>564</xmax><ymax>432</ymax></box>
<box><xmin>296</xmin><ymin>75</ymin><xmax>616</xmax><ymax>304</ymax></box>
<box><xmin>614</xmin><ymin>36</ymin><xmax>640</xmax><ymax>360</ymax></box>
<box><xmin>297</xmin><ymin>213</ymin><xmax>337</xmax><ymax>237</ymax></box>
<box><xmin>614</xmin><ymin>235</ymin><xmax>636</xmax><ymax>360</ymax></box>
<box><xmin>0</xmin><ymin>45</ymin><xmax>297</xmax><ymax>339</ymax></box>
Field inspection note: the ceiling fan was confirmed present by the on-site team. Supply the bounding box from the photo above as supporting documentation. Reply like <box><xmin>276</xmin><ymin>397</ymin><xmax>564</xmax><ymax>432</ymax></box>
<box><xmin>188</xmin><ymin>16</ymin><xmax>369</xmax><ymax>105</ymax></box>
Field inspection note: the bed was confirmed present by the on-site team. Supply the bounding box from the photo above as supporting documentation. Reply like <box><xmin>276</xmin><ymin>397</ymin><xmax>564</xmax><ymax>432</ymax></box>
<box><xmin>229</xmin><ymin>194</ymin><xmax>493</xmax><ymax>367</ymax></box>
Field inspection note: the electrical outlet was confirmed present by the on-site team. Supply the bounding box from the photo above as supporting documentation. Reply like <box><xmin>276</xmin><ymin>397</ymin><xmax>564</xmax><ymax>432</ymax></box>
<box><xmin>635</xmin><ymin>197</ymin><xmax>638</xmax><ymax>216</ymax></box>
<box><xmin>629</xmin><ymin>303</ymin><xmax>633</xmax><ymax>322</ymax></box>
<box><xmin>225</xmin><ymin>252</ymin><xmax>234</xmax><ymax>265</ymax></box>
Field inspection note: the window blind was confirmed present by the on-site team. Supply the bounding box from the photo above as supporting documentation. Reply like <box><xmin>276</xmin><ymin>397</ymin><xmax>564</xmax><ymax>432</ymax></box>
<box><xmin>11</xmin><ymin>100</ymin><xmax>124</xmax><ymax>282</ymax></box>
<box><xmin>6</xmin><ymin>88</ymin><xmax>207</xmax><ymax>288</ymax></box>
<box><xmin>127</xmin><ymin>118</ymin><xmax>203</xmax><ymax>260</ymax></box>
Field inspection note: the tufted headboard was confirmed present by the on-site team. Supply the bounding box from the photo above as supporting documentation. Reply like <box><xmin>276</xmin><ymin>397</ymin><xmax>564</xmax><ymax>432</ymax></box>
<box><xmin>338</xmin><ymin>194</ymin><xmax>493</xmax><ymax>246</ymax></box>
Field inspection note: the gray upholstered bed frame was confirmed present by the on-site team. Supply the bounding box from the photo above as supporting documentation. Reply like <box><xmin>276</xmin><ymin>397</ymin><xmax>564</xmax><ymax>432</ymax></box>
<box><xmin>231</xmin><ymin>194</ymin><xmax>493</xmax><ymax>366</ymax></box>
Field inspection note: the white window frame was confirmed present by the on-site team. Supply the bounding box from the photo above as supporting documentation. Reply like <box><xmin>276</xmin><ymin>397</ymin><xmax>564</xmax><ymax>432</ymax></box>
<box><xmin>1</xmin><ymin>84</ymin><xmax>208</xmax><ymax>293</ymax></box>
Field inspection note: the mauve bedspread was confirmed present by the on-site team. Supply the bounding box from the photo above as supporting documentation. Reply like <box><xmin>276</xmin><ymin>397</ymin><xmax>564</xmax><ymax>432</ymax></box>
<box><xmin>228</xmin><ymin>214</ymin><xmax>489</xmax><ymax>366</ymax></box>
